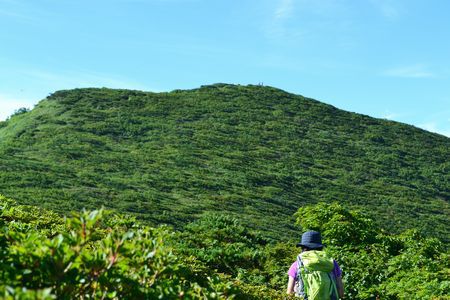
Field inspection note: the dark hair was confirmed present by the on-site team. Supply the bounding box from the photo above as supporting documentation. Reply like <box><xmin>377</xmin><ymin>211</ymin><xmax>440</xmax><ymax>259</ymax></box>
<box><xmin>302</xmin><ymin>246</ymin><xmax>323</xmax><ymax>252</ymax></box>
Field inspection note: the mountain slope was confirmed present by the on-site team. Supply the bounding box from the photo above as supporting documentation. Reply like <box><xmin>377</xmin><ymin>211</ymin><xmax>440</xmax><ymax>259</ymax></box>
<box><xmin>0</xmin><ymin>84</ymin><xmax>448</xmax><ymax>241</ymax></box>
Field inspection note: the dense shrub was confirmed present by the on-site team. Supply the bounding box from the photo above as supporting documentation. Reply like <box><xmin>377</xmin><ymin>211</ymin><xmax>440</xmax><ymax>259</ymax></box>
<box><xmin>0</xmin><ymin>195</ymin><xmax>276</xmax><ymax>299</ymax></box>
<box><xmin>1</xmin><ymin>196</ymin><xmax>448</xmax><ymax>299</ymax></box>
<box><xmin>177</xmin><ymin>213</ymin><xmax>267</xmax><ymax>276</ymax></box>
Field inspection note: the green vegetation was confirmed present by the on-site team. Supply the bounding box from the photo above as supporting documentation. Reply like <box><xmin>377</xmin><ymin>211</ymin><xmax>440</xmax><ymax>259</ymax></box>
<box><xmin>0</xmin><ymin>195</ymin><xmax>285</xmax><ymax>299</ymax></box>
<box><xmin>1</xmin><ymin>196</ymin><xmax>448</xmax><ymax>299</ymax></box>
<box><xmin>0</xmin><ymin>84</ymin><xmax>448</xmax><ymax>243</ymax></box>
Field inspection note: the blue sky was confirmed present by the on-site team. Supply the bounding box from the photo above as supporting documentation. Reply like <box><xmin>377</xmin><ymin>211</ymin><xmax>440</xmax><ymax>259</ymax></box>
<box><xmin>1</xmin><ymin>0</ymin><xmax>449</xmax><ymax>137</ymax></box>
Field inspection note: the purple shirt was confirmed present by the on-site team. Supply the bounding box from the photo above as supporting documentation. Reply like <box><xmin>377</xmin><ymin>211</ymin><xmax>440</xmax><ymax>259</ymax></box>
<box><xmin>288</xmin><ymin>259</ymin><xmax>342</xmax><ymax>279</ymax></box>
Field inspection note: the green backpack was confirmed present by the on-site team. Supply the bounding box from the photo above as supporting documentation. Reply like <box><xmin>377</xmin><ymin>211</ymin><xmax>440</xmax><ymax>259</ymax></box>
<box><xmin>295</xmin><ymin>250</ymin><xmax>339</xmax><ymax>300</ymax></box>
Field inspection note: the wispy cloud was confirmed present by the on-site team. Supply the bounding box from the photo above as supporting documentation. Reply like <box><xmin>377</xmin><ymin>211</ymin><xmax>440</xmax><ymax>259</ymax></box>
<box><xmin>370</xmin><ymin>0</ymin><xmax>403</xmax><ymax>19</ymax></box>
<box><xmin>20</xmin><ymin>69</ymin><xmax>153</xmax><ymax>91</ymax></box>
<box><xmin>0</xmin><ymin>8</ymin><xmax>27</xmax><ymax>19</ymax></box>
<box><xmin>418</xmin><ymin>121</ymin><xmax>450</xmax><ymax>137</ymax></box>
<box><xmin>264</xmin><ymin>0</ymin><xmax>350</xmax><ymax>41</ymax></box>
<box><xmin>383</xmin><ymin>64</ymin><xmax>435</xmax><ymax>78</ymax></box>
<box><xmin>0</xmin><ymin>1</ymin><xmax>43</xmax><ymax>23</ymax></box>
<box><xmin>274</xmin><ymin>0</ymin><xmax>294</xmax><ymax>20</ymax></box>
<box><xmin>382</xmin><ymin>110</ymin><xmax>401</xmax><ymax>120</ymax></box>
<box><xmin>264</xmin><ymin>0</ymin><xmax>296</xmax><ymax>39</ymax></box>
<box><xmin>0</xmin><ymin>68</ymin><xmax>157</xmax><ymax>121</ymax></box>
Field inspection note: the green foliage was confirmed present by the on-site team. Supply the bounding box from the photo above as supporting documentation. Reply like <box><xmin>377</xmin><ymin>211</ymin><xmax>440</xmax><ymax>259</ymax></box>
<box><xmin>177</xmin><ymin>213</ymin><xmax>267</xmax><ymax>276</ymax></box>
<box><xmin>0</xmin><ymin>194</ymin><xmax>64</xmax><ymax>235</ymax></box>
<box><xmin>0</xmin><ymin>196</ymin><xmax>449</xmax><ymax>299</ymax></box>
<box><xmin>7</xmin><ymin>107</ymin><xmax>31</xmax><ymax>120</ymax></box>
<box><xmin>0</xmin><ymin>85</ymin><xmax>448</xmax><ymax>243</ymax></box>
<box><xmin>0</xmin><ymin>196</ymin><xmax>268</xmax><ymax>299</ymax></box>
<box><xmin>295</xmin><ymin>202</ymin><xmax>378</xmax><ymax>247</ymax></box>
<box><xmin>260</xmin><ymin>241</ymin><xmax>298</xmax><ymax>290</ymax></box>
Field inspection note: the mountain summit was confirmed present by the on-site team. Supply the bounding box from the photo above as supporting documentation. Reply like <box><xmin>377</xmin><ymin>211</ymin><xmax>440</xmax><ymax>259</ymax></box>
<box><xmin>0</xmin><ymin>84</ymin><xmax>448</xmax><ymax>240</ymax></box>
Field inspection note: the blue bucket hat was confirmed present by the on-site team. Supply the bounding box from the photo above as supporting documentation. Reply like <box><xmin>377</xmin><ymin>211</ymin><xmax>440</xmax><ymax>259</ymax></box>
<box><xmin>296</xmin><ymin>230</ymin><xmax>325</xmax><ymax>249</ymax></box>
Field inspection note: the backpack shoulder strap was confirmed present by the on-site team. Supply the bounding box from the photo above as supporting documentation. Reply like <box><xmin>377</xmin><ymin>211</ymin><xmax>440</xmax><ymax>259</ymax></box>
<box><xmin>327</xmin><ymin>270</ymin><xmax>339</xmax><ymax>300</ymax></box>
<box><xmin>295</xmin><ymin>254</ymin><xmax>308</xmax><ymax>299</ymax></box>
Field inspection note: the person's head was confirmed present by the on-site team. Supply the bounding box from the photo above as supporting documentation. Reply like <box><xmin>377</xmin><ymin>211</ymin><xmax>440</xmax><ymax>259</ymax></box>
<box><xmin>296</xmin><ymin>230</ymin><xmax>324</xmax><ymax>251</ymax></box>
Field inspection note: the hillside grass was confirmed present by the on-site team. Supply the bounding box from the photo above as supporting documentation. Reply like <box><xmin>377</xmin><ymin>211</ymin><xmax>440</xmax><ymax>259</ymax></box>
<box><xmin>0</xmin><ymin>84</ymin><xmax>448</xmax><ymax>242</ymax></box>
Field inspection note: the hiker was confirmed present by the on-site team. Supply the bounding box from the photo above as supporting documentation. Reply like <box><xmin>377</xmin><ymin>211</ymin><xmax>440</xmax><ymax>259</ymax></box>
<box><xmin>287</xmin><ymin>231</ymin><xmax>344</xmax><ymax>299</ymax></box>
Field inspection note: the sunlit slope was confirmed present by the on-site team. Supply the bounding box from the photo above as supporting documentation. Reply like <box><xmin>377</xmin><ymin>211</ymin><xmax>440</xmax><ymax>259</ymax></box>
<box><xmin>0</xmin><ymin>84</ymin><xmax>448</xmax><ymax>240</ymax></box>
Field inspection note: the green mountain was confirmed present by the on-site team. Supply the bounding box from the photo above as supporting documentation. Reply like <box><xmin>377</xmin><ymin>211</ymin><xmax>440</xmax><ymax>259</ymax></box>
<box><xmin>0</xmin><ymin>84</ymin><xmax>448</xmax><ymax>241</ymax></box>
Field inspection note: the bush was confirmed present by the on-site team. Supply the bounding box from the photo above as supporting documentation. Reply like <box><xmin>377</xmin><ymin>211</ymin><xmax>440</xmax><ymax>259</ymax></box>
<box><xmin>0</xmin><ymin>196</ymin><xmax>254</xmax><ymax>299</ymax></box>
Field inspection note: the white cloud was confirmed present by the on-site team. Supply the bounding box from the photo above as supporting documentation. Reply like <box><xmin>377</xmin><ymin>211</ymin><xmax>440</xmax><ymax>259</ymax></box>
<box><xmin>383</xmin><ymin>65</ymin><xmax>435</xmax><ymax>78</ymax></box>
<box><xmin>418</xmin><ymin>121</ymin><xmax>450</xmax><ymax>137</ymax></box>
<box><xmin>0</xmin><ymin>94</ymin><xmax>36</xmax><ymax>121</ymax></box>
